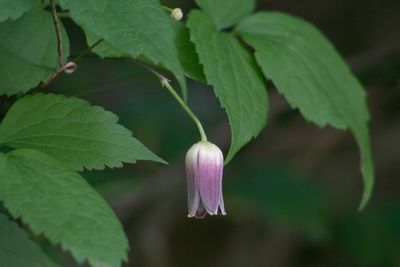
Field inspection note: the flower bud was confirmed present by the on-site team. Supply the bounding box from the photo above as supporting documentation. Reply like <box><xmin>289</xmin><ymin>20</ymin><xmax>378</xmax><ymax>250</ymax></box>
<box><xmin>185</xmin><ymin>141</ymin><xmax>226</xmax><ymax>219</ymax></box>
<box><xmin>171</xmin><ymin>8</ymin><xmax>183</xmax><ymax>21</ymax></box>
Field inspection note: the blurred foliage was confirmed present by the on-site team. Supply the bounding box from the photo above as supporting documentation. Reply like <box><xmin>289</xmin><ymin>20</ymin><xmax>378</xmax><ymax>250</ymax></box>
<box><xmin>227</xmin><ymin>166</ymin><xmax>329</xmax><ymax>242</ymax></box>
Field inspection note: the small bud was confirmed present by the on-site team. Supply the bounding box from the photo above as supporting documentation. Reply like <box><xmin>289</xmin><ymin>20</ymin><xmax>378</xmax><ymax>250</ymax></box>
<box><xmin>185</xmin><ymin>141</ymin><xmax>226</xmax><ymax>219</ymax></box>
<box><xmin>171</xmin><ymin>8</ymin><xmax>183</xmax><ymax>21</ymax></box>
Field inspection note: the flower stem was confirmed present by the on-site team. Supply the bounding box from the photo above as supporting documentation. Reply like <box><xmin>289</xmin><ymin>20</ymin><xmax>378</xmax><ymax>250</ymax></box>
<box><xmin>162</xmin><ymin>6</ymin><xmax>174</xmax><ymax>13</ymax></box>
<box><xmin>160</xmin><ymin>78</ymin><xmax>208</xmax><ymax>142</ymax></box>
<box><xmin>132</xmin><ymin>61</ymin><xmax>208</xmax><ymax>141</ymax></box>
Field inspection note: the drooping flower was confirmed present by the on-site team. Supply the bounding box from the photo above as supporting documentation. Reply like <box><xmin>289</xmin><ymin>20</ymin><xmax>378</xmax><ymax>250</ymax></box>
<box><xmin>185</xmin><ymin>141</ymin><xmax>226</xmax><ymax>219</ymax></box>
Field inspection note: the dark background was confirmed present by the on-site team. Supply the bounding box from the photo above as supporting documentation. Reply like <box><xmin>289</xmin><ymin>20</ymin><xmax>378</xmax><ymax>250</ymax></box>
<box><xmin>49</xmin><ymin>0</ymin><xmax>400</xmax><ymax>266</ymax></box>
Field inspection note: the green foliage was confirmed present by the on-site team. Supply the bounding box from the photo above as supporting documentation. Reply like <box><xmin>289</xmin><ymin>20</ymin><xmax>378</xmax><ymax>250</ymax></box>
<box><xmin>0</xmin><ymin>93</ymin><xmax>165</xmax><ymax>171</ymax></box>
<box><xmin>86</xmin><ymin>32</ymin><xmax>126</xmax><ymax>59</ymax></box>
<box><xmin>236</xmin><ymin>12</ymin><xmax>374</xmax><ymax>208</ymax></box>
<box><xmin>58</xmin><ymin>0</ymin><xmax>187</xmax><ymax>99</ymax></box>
<box><xmin>0</xmin><ymin>1</ymin><xmax>378</xmax><ymax>265</ymax></box>
<box><xmin>0</xmin><ymin>0</ymin><xmax>36</xmax><ymax>22</ymax></box>
<box><xmin>195</xmin><ymin>0</ymin><xmax>256</xmax><ymax>30</ymax></box>
<box><xmin>0</xmin><ymin>149</ymin><xmax>128</xmax><ymax>267</ymax></box>
<box><xmin>0</xmin><ymin>213</ymin><xmax>58</xmax><ymax>267</ymax></box>
<box><xmin>0</xmin><ymin>7</ymin><xmax>69</xmax><ymax>95</ymax></box>
<box><xmin>187</xmin><ymin>10</ymin><xmax>268</xmax><ymax>163</ymax></box>
<box><xmin>172</xmin><ymin>21</ymin><xmax>206</xmax><ymax>83</ymax></box>
<box><xmin>86</xmin><ymin>21</ymin><xmax>206</xmax><ymax>84</ymax></box>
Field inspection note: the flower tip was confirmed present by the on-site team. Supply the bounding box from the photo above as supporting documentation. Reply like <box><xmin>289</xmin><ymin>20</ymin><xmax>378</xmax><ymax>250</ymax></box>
<box><xmin>171</xmin><ymin>8</ymin><xmax>183</xmax><ymax>21</ymax></box>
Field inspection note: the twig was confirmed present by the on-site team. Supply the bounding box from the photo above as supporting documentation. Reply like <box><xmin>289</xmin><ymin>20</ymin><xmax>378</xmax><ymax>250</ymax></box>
<box><xmin>39</xmin><ymin>38</ymin><xmax>104</xmax><ymax>89</ymax></box>
<box><xmin>50</xmin><ymin>0</ymin><xmax>64</xmax><ymax>67</ymax></box>
<box><xmin>39</xmin><ymin>62</ymin><xmax>76</xmax><ymax>89</ymax></box>
<box><xmin>41</xmin><ymin>1</ymin><xmax>103</xmax><ymax>90</ymax></box>
<box><xmin>73</xmin><ymin>38</ymin><xmax>104</xmax><ymax>62</ymax></box>
<box><xmin>75</xmin><ymin>72</ymin><xmax>136</xmax><ymax>97</ymax></box>
<box><xmin>39</xmin><ymin>0</ymin><xmax>77</xmax><ymax>90</ymax></box>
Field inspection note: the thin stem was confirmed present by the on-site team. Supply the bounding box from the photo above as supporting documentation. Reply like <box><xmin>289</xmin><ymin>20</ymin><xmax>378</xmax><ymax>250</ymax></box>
<box><xmin>137</xmin><ymin>63</ymin><xmax>207</xmax><ymax>141</ymax></box>
<box><xmin>73</xmin><ymin>38</ymin><xmax>104</xmax><ymax>62</ymax></box>
<box><xmin>39</xmin><ymin>62</ymin><xmax>76</xmax><ymax>89</ymax></box>
<box><xmin>39</xmin><ymin>0</ymin><xmax>78</xmax><ymax>90</ymax></box>
<box><xmin>161</xmin><ymin>77</ymin><xmax>207</xmax><ymax>142</ymax></box>
<box><xmin>50</xmin><ymin>0</ymin><xmax>64</xmax><ymax>67</ymax></box>
<box><xmin>75</xmin><ymin>73</ymin><xmax>136</xmax><ymax>97</ymax></box>
<box><xmin>162</xmin><ymin>6</ymin><xmax>174</xmax><ymax>13</ymax></box>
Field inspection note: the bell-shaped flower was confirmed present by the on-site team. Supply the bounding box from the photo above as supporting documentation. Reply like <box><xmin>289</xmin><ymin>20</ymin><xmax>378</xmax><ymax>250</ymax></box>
<box><xmin>185</xmin><ymin>141</ymin><xmax>226</xmax><ymax>219</ymax></box>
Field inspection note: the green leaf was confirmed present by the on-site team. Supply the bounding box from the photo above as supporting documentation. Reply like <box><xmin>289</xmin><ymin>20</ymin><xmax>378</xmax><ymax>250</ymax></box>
<box><xmin>0</xmin><ymin>213</ymin><xmax>58</xmax><ymax>267</ymax></box>
<box><xmin>0</xmin><ymin>0</ymin><xmax>36</xmax><ymax>22</ymax></box>
<box><xmin>236</xmin><ymin>12</ymin><xmax>374</xmax><ymax>209</ymax></box>
<box><xmin>187</xmin><ymin>11</ymin><xmax>268</xmax><ymax>163</ymax></box>
<box><xmin>0</xmin><ymin>7</ymin><xmax>69</xmax><ymax>95</ymax></box>
<box><xmin>0</xmin><ymin>93</ymin><xmax>165</xmax><ymax>171</ymax></box>
<box><xmin>86</xmin><ymin>32</ymin><xmax>126</xmax><ymax>59</ymax></box>
<box><xmin>86</xmin><ymin>22</ymin><xmax>207</xmax><ymax>84</ymax></box>
<box><xmin>0</xmin><ymin>149</ymin><xmax>128</xmax><ymax>267</ymax></box>
<box><xmin>172</xmin><ymin>21</ymin><xmax>206</xmax><ymax>83</ymax></box>
<box><xmin>58</xmin><ymin>0</ymin><xmax>187</xmax><ymax>99</ymax></box>
<box><xmin>195</xmin><ymin>0</ymin><xmax>256</xmax><ymax>30</ymax></box>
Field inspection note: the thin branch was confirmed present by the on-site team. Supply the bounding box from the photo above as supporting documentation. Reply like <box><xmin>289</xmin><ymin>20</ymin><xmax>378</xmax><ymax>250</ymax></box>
<box><xmin>39</xmin><ymin>38</ymin><xmax>104</xmax><ymax>90</ymax></box>
<box><xmin>39</xmin><ymin>0</ymin><xmax>79</xmax><ymax>90</ymax></box>
<box><xmin>50</xmin><ymin>0</ymin><xmax>64</xmax><ymax>67</ymax></box>
<box><xmin>75</xmin><ymin>72</ymin><xmax>136</xmax><ymax>97</ymax></box>
<box><xmin>73</xmin><ymin>38</ymin><xmax>104</xmax><ymax>62</ymax></box>
<box><xmin>39</xmin><ymin>62</ymin><xmax>76</xmax><ymax>89</ymax></box>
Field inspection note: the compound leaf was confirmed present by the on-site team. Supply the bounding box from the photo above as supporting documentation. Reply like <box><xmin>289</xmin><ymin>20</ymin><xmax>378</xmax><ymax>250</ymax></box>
<box><xmin>187</xmin><ymin>11</ymin><xmax>268</xmax><ymax>163</ymax></box>
<box><xmin>58</xmin><ymin>0</ymin><xmax>187</xmax><ymax>99</ymax></box>
<box><xmin>195</xmin><ymin>0</ymin><xmax>256</xmax><ymax>30</ymax></box>
<box><xmin>236</xmin><ymin>12</ymin><xmax>374</xmax><ymax>208</ymax></box>
<box><xmin>0</xmin><ymin>93</ymin><xmax>165</xmax><ymax>171</ymax></box>
<box><xmin>0</xmin><ymin>149</ymin><xmax>128</xmax><ymax>267</ymax></box>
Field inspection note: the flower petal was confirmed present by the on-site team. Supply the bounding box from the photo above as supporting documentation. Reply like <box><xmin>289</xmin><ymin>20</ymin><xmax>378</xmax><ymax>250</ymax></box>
<box><xmin>218</xmin><ymin>186</ymin><xmax>226</xmax><ymax>215</ymax></box>
<box><xmin>198</xmin><ymin>143</ymin><xmax>224</xmax><ymax>214</ymax></box>
<box><xmin>186</xmin><ymin>143</ymin><xmax>201</xmax><ymax>217</ymax></box>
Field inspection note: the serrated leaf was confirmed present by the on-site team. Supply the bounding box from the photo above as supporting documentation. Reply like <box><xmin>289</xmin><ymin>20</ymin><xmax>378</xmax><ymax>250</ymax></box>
<box><xmin>86</xmin><ymin>22</ymin><xmax>206</xmax><ymax>84</ymax></box>
<box><xmin>0</xmin><ymin>149</ymin><xmax>128</xmax><ymax>267</ymax></box>
<box><xmin>0</xmin><ymin>0</ymin><xmax>36</xmax><ymax>22</ymax></box>
<box><xmin>0</xmin><ymin>213</ymin><xmax>58</xmax><ymax>267</ymax></box>
<box><xmin>236</xmin><ymin>12</ymin><xmax>374</xmax><ymax>209</ymax></box>
<box><xmin>58</xmin><ymin>0</ymin><xmax>187</xmax><ymax>99</ymax></box>
<box><xmin>172</xmin><ymin>21</ymin><xmax>206</xmax><ymax>83</ymax></box>
<box><xmin>86</xmin><ymin>32</ymin><xmax>126</xmax><ymax>59</ymax></box>
<box><xmin>187</xmin><ymin>11</ymin><xmax>268</xmax><ymax>163</ymax></box>
<box><xmin>195</xmin><ymin>0</ymin><xmax>256</xmax><ymax>30</ymax></box>
<box><xmin>0</xmin><ymin>93</ymin><xmax>165</xmax><ymax>171</ymax></box>
<box><xmin>0</xmin><ymin>7</ymin><xmax>69</xmax><ymax>95</ymax></box>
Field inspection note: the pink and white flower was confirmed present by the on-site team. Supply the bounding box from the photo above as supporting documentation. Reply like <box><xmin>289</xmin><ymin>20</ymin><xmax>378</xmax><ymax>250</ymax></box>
<box><xmin>185</xmin><ymin>141</ymin><xmax>226</xmax><ymax>219</ymax></box>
